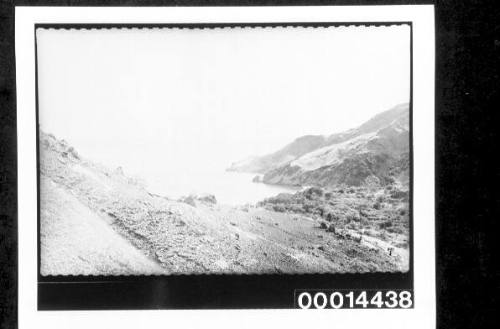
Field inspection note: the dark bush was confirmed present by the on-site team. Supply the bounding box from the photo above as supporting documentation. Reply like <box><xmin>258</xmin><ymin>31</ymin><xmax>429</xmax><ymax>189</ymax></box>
<box><xmin>390</xmin><ymin>189</ymin><xmax>409</xmax><ymax>199</ymax></box>
<box><xmin>316</xmin><ymin>207</ymin><xmax>325</xmax><ymax>217</ymax></box>
<box><xmin>273</xmin><ymin>204</ymin><xmax>286</xmax><ymax>212</ymax></box>
<box><xmin>346</xmin><ymin>212</ymin><xmax>361</xmax><ymax>222</ymax></box>
<box><xmin>396</xmin><ymin>241</ymin><xmax>409</xmax><ymax>249</ymax></box>
<box><xmin>302</xmin><ymin>203</ymin><xmax>315</xmax><ymax>213</ymax></box>
<box><xmin>303</xmin><ymin>187</ymin><xmax>323</xmax><ymax>201</ymax></box>
<box><xmin>264</xmin><ymin>193</ymin><xmax>293</xmax><ymax>204</ymax></box>
<box><xmin>385</xmin><ymin>176</ymin><xmax>396</xmax><ymax>185</ymax></box>
<box><xmin>378</xmin><ymin>220</ymin><xmax>393</xmax><ymax>229</ymax></box>
<box><xmin>325</xmin><ymin>212</ymin><xmax>339</xmax><ymax>222</ymax></box>
<box><xmin>306</xmin><ymin>187</ymin><xmax>324</xmax><ymax>197</ymax></box>
<box><xmin>288</xmin><ymin>204</ymin><xmax>303</xmax><ymax>213</ymax></box>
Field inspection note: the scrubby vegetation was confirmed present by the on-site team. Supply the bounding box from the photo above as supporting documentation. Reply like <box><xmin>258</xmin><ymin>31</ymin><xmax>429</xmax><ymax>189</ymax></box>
<box><xmin>258</xmin><ymin>185</ymin><xmax>409</xmax><ymax>247</ymax></box>
<box><xmin>41</xmin><ymin>130</ymin><xmax>409</xmax><ymax>274</ymax></box>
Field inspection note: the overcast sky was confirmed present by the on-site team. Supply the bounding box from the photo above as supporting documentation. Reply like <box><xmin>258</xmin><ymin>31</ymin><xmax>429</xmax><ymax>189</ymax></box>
<box><xmin>37</xmin><ymin>25</ymin><xmax>410</xmax><ymax>177</ymax></box>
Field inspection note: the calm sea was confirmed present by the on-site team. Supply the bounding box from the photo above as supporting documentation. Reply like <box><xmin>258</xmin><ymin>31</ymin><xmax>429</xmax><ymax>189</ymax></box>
<box><xmin>143</xmin><ymin>169</ymin><xmax>298</xmax><ymax>206</ymax></box>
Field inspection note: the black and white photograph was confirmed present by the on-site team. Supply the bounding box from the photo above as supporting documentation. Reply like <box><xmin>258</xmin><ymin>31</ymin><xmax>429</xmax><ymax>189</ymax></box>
<box><xmin>5</xmin><ymin>0</ymin><xmax>498</xmax><ymax>326</ymax></box>
<box><xmin>9</xmin><ymin>3</ymin><xmax>441</xmax><ymax>325</ymax></box>
<box><xmin>36</xmin><ymin>24</ymin><xmax>412</xmax><ymax>276</ymax></box>
<box><xmin>13</xmin><ymin>0</ymin><xmax>500</xmax><ymax>326</ymax></box>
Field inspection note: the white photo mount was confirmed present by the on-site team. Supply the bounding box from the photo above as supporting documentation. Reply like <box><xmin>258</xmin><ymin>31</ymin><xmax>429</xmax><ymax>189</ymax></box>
<box><xmin>16</xmin><ymin>5</ymin><xmax>435</xmax><ymax>329</ymax></box>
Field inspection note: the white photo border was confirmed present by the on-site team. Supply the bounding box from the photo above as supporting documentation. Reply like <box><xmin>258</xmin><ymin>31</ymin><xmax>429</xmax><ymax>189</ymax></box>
<box><xmin>16</xmin><ymin>5</ymin><xmax>435</xmax><ymax>329</ymax></box>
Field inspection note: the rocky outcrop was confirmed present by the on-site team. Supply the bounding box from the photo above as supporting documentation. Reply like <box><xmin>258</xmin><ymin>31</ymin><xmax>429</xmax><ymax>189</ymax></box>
<box><xmin>179</xmin><ymin>194</ymin><xmax>217</xmax><ymax>207</ymax></box>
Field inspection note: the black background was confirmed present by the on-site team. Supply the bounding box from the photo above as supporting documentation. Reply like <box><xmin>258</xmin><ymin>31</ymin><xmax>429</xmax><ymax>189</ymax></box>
<box><xmin>1</xmin><ymin>0</ymin><xmax>498</xmax><ymax>328</ymax></box>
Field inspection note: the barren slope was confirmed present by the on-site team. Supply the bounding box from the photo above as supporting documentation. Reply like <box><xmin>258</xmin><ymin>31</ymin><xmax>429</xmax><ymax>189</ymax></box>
<box><xmin>40</xmin><ymin>132</ymin><xmax>406</xmax><ymax>274</ymax></box>
<box><xmin>40</xmin><ymin>177</ymin><xmax>165</xmax><ymax>275</ymax></box>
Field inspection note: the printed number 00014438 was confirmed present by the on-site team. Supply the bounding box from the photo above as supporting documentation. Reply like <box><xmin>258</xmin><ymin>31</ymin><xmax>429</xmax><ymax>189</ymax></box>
<box><xmin>296</xmin><ymin>290</ymin><xmax>413</xmax><ymax>309</ymax></box>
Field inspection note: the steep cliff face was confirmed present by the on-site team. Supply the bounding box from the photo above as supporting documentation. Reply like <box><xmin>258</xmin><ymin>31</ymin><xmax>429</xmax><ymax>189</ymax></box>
<box><xmin>231</xmin><ymin>103</ymin><xmax>410</xmax><ymax>189</ymax></box>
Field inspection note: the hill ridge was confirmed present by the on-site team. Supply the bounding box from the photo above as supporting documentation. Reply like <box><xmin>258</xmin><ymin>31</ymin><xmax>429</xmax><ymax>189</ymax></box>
<box><xmin>228</xmin><ymin>103</ymin><xmax>410</xmax><ymax>189</ymax></box>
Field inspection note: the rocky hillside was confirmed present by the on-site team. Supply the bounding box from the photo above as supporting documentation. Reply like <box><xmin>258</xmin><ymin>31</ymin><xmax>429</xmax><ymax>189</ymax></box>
<box><xmin>228</xmin><ymin>135</ymin><xmax>327</xmax><ymax>173</ymax></box>
<box><xmin>40</xmin><ymin>131</ymin><xmax>407</xmax><ymax>275</ymax></box>
<box><xmin>230</xmin><ymin>103</ymin><xmax>410</xmax><ymax>189</ymax></box>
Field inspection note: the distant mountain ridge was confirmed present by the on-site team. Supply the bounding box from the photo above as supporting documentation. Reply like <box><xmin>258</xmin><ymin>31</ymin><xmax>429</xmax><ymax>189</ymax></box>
<box><xmin>228</xmin><ymin>134</ymin><xmax>327</xmax><ymax>174</ymax></box>
<box><xmin>228</xmin><ymin>103</ymin><xmax>410</xmax><ymax>189</ymax></box>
